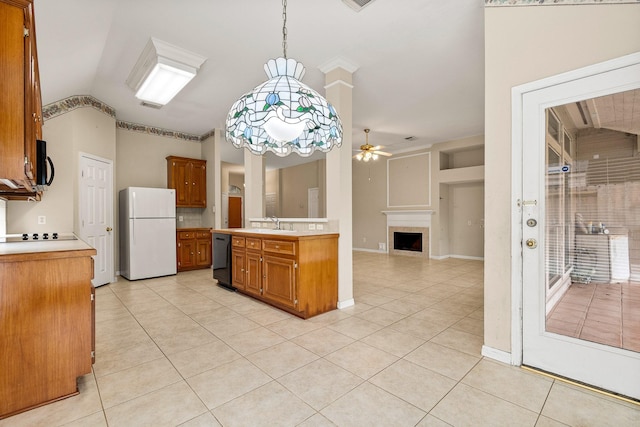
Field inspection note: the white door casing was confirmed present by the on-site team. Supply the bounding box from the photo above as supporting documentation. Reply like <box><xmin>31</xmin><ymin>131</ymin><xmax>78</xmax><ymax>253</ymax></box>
<box><xmin>79</xmin><ymin>153</ymin><xmax>114</xmax><ymax>287</ymax></box>
<box><xmin>513</xmin><ymin>53</ymin><xmax>640</xmax><ymax>400</ymax></box>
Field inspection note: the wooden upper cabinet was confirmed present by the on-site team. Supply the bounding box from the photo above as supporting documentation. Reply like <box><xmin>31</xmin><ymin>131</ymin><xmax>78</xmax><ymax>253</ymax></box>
<box><xmin>166</xmin><ymin>156</ymin><xmax>206</xmax><ymax>208</ymax></box>
<box><xmin>0</xmin><ymin>0</ymin><xmax>41</xmax><ymax>191</ymax></box>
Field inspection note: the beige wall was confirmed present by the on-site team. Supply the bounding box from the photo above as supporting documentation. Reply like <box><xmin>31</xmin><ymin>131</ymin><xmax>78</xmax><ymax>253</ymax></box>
<box><xmin>7</xmin><ymin>108</ymin><xmax>116</xmax><ymax>236</ymax></box>
<box><xmin>484</xmin><ymin>4</ymin><xmax>640</xmax><ymax>353</ymax></box>
<box><xmin>352</xmin><ymin>155</ymin><xmax>388</xmax><ymax>251</ymax></box>
<box><xmin>115</xmin><ymin>129</ymin><xmax>202</xmax><ymax>193</ymax></box>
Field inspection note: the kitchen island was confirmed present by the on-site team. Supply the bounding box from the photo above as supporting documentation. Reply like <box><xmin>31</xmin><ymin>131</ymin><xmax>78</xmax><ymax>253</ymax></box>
<box><xmin>213</xmin><ymin>229</ymin><xmax>338</xmax><ymax>319</ymax></box>
<box><xmin>0</xmin><ymin>238</ymin><xmax>96</xmax><ymax>419</ymax></box>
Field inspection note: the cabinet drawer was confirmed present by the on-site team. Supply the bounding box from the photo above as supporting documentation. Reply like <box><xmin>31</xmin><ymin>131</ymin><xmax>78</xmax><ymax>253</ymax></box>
<box><xmin>178</xmin><ymin>231</ymin><xmax>193</xmax><ymax>240</ymax></box>
<box><xmin>196</xmin><ymin>231</ymin><xmax>210</xmax><ymax>239</ymax></box>
<box><xmin>262</xmin><ymin>239</ymin><xmax>296</xmax><ymax>255</ymax></box>
<box><xmin>246</xmin><ymin>238</ymin><xmax>261</xmax><ymax>251</ymax></box>
<box><xmin>232</xmin><ymin>236</ymin><xmax>245</xmax><ymax>248</ymax></box>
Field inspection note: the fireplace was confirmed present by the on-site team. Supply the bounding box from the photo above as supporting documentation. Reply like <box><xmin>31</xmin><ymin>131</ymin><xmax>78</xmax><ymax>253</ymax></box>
<box><xmin>394</xmin><ymin>232</ymin><xmax>422</xmax><ymax>252</ymax></box>
<box><xmin>383</xmin><ymin>210</ymin><xmax>433</xmax><ymax>259</ymax></box>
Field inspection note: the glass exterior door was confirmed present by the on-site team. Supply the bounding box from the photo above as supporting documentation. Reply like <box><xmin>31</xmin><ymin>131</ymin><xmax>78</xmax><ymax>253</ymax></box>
<box><xmin>521</xmin><ymin>60</ymin><xmax>640</xmax><ymax>400</ymax></box>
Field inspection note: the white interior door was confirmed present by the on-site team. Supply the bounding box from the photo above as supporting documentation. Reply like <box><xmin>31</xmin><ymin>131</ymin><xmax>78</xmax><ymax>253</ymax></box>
<box><xmin>520</xmin><ymin>57</ymin><xmax>640</xmax><ymax>400</ymax></box>
<box><xmin>79</xmin><ymin>154</ymin><xmax>114</xmax><ymax>287</ymax></box>
<box><xmin>308</xmin><ymin>187</ymin><xmax>319</xmax><ymax>218</ymax></box>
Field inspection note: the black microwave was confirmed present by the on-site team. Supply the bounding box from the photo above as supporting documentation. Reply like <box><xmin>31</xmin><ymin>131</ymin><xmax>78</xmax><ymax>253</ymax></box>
<box><xmin>36</xmin><ymin>139</ymin><xmax>55</xmax><ymax>186</ymax></box>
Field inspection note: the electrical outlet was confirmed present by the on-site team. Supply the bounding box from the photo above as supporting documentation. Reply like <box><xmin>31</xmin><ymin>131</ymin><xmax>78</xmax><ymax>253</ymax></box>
<box><xmin>37</xmin><ymin>216</ymin><xmax>46</xmax><ymax>225</ymax></box>
<box><xmin>308</xmin><ymin>223</ymin><xmax>316</xmax><ymax>230</ymax></box>
<box><xmin>316</xmin><ymin>224</ymin><xmax>323</xmax><ymax>230</ymax></box>
<box><xmin>178</xmin><ymin>216</ymin><xmax>184</xmax><ymax>222</ymax></box>
<box><xmin>379</xmin><ymin>242</ymin><xmax>386</xmax><ymax>251</ymax></box>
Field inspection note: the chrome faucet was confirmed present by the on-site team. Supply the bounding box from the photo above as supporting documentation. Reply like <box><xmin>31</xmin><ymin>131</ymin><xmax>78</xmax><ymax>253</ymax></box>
<box><xmin>269</xmin><ymin>216</ymin><xmax>281</xmax><ymax>230</ymax></box>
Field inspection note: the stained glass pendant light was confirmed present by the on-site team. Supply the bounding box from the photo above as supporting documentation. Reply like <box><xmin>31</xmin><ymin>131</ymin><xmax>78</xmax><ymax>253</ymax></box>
<box><xmin>225</xmin><ymin>0</ymin><xmax>343</xmax><ymax>157</ymax></box>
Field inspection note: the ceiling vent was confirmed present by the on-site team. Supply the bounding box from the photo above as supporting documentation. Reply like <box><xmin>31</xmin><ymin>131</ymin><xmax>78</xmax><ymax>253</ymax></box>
<box><xmin>342</xmin><ymin>0</ymin><xmax>377</xmax><ymax>12</ymax></box>
<box><xmin>404</xmin><ymin>136</ymin><xmax>417</xmax><ymax>142</ymax></box>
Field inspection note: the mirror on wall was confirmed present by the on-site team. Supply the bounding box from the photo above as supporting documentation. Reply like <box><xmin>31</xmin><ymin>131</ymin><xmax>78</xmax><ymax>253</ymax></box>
<box><xmin>265</xmin><ymin>152</ymin><xmax>326</xmax><ymax>218</ymax></box>
<box><xmin>220</xmin><ymin>153</ymin><xmax>327</xmax><ymax>219</ymax></box>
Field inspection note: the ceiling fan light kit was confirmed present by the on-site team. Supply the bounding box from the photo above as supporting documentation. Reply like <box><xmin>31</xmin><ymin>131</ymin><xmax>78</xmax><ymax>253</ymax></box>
<box><xmin>225</xmin><ymin>0</ymin><xmax>343</xmax><ymax>157</ymax></box>
<box><xmin>354</xmin><ymin>128</ymin><xmax>391</xmax><ymax>162</ymax></box>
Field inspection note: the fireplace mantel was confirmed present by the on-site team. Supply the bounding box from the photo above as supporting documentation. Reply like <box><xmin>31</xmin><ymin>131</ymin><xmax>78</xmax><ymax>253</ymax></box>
<box><xmin>382</xmin><ymin>210</ymin><xmax>434</xmax><ymax>227</ymax></box>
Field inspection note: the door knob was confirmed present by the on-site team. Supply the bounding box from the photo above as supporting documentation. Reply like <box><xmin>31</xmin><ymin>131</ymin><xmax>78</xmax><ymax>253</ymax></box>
<box><xmin>526</xmin><ymin>238</ymin><xmax>537</xmax><ymax>249</ymax></box>
<box><xmin>106</xmin><ymin>227</ymin><xmax>113</xmax><ymax>232</ymax></box>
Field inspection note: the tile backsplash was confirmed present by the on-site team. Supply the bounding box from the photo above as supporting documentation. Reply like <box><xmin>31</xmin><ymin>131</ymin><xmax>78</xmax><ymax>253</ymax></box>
<box><xmin>176</xmin><ymin>208</ymin><xmax>203</xmax><ymax>228</ymax></box>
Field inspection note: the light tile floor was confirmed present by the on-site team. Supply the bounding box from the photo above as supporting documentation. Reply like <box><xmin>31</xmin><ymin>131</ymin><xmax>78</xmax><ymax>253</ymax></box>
<box><xmin>2</xmin><ymin>252</ymin><xmax>639</xmax><ymax>426</ymax></box>
<box><xmin>546</xmin><ymin>281</ymin><xmax>640</xmax><ymax>351</ymax></box>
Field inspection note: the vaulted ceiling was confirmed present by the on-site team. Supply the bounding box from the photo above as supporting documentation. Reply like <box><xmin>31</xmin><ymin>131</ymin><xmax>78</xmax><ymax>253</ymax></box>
<box><xmin>33</xmin><ymin>0</ymin><xmax>485</xmax><ymax>167</ymax></box>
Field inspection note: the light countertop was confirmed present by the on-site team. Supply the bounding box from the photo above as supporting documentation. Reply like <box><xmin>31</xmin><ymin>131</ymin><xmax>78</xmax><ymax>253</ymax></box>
<box><xmin>213</xmin><ymin>228</ymin><xmax>338</xmax><ymax>238</ymax></box>
<box><xmin>0</xmin><ymin>238</ymin><xmax>96</xmax><ymax>258</ymax></box>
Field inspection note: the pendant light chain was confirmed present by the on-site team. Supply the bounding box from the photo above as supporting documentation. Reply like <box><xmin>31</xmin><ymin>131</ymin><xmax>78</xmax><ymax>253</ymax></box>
<box><xmin>282</xmin><ymin>0</ymin><xmax>288</xmax><ymax>58</ymax></box>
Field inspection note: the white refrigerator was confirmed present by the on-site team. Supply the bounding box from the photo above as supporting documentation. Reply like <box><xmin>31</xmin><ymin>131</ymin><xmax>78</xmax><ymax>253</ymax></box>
<box><xmin>119</xmin><ymin>187</ymin><xmax>177</xmax><ymax>280</ymax></box>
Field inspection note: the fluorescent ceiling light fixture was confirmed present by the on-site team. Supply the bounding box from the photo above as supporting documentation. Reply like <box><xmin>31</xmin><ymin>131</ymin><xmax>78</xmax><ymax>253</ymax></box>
<box><xmin>225</xmin><ymin>0</ymin><xmax>342</xmax><ymax>157</ymax></box>
<box><xmin>126</xmin><ymin>38</ymin><xmax>206</xmax><ymax>107</ymax></box>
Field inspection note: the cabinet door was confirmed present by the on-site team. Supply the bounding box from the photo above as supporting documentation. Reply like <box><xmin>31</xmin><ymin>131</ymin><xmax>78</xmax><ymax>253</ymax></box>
<box><xmin>177</xmin><ymin>239</ymin><xmax>196</xmax><ymax>270</ymax></box>
<box><xmin>0</xmin><ymin>1</ymin><xmax>27</xmax><ymax>183</ymax></box>
<box><xmin>169</xmin><ymin>159</ymin><xmax>190</xmax><ymax>206</ymax></box>
<box><xmin>231</xmin><ymin>250</ymin><xmax>246</xmax><ymax>290</ymax></box>
<box><xmin>190</xmin><ymin>161</ymin><xmax>207</xmax><ymax>207</ymax></box>
<box><xmin>196</xmin><ymin>238</ymin><xmax>211</xmax><ymax>267</ymax></box>
<box><xmin>262</xmin><ymin>255</ymin><xmax>296</xmax><ymax>309</ymax></box>
<box><xmin>245</xmin><ymin>252</ymin><xmax>262</xmax><ymax>297</ymax></box>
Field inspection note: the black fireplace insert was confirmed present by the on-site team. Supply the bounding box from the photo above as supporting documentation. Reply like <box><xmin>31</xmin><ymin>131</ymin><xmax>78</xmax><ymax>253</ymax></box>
<box><xmin>393</xmin><ymin>232</ymin><xmax>422</xmax><ymax>252</ymax></box>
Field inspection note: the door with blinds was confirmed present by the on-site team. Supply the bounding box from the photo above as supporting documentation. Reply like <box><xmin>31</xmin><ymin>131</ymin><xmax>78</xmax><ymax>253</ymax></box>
<box><xmin>520</xmin><ymin>56</ymin><xmax>640</xmax><ymax>400</ymax></box>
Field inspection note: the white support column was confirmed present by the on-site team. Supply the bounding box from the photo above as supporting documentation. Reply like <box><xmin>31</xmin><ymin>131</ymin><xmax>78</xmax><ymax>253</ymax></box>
<box><xmin>323</xmin><ymin>62</ymin><xmax>357</xmax><ymax>308</ymax></box>
<box><xmin>244</xmin><ymin>149</ymin><xmax>265</xmax><ymax>222</ymax></box>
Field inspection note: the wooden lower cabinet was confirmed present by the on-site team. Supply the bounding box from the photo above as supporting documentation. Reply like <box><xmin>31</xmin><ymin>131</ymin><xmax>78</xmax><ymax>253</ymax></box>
<box><xmin>177</xmin><ymin>228</ymin><xmax>212</xmax><ymax>272</ymax></box>
<box><xmin>228</xmin><ymin>231</ymin><xmax>338</xmax><ymax>319</ymax></box>
<box><xmin>0</xmin><ymin>243</ymin><xmax>96</xmax><ymax>419</ymax></box>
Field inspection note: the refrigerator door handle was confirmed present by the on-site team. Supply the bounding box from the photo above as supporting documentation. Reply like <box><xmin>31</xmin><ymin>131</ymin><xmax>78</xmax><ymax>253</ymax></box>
<box><xmin>132</xmin><ymin>191</ymin><xmax>136</xmax><ymax>243</ymax></box>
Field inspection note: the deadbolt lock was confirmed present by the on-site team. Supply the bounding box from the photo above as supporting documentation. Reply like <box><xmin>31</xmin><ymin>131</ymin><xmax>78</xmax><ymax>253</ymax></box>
<box><xmin>526</xmin><ymin>238</ymin><xmax>537</xmax><ymax>249</ymax></box>
<box><xmin>106</xmin><ymin>227</ymin><xmax>113</xmax><ymax>232</ymax></box>
<box><xmin>526</xmin><ymin>218</ymin><xmax>537</xmax><ymax>227</ymax></box>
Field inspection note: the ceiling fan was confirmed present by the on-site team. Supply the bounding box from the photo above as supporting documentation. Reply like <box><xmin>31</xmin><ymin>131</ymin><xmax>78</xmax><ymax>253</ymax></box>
<box><xmin>353</xmin><ymin>129</ymin><xmax>391</xmax><ymax>161</ymax></box>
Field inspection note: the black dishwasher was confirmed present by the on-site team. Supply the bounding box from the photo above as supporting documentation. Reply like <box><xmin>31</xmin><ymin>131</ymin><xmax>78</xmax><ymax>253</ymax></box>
<box><xmin>213</xmin><ymin>233</ymin><xmax>234</xmax><ymax>291</ymax></box>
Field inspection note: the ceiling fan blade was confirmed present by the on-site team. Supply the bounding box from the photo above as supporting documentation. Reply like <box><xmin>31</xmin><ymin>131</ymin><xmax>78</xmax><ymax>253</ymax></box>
<box><xmin>371</xmin><ymin>145</ymin><xmax>385</xmax><ymax>150</ymax></box>
<box><xmin>374</xmin><ymin>151</ymin><xmax>392</xmax><ymax>156</ymax></box>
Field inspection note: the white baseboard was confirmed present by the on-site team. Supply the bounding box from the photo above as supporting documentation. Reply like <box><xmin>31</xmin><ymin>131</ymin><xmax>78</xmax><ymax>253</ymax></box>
<box><xmin>481</xmin><ymin>345</ymin><xmax>514</xmax><ymax>365</ymax></box>
<box><xmin>451</xmin><ymin>254</ymin><xmax>484</xmax><ymax>261</ymax></box>
<box><xmin>337</xmin><ymin>298</ymin><xmax>355</xmax><ymax>309</ymax></box>
<box><xmin>431</xmin><ymin>254</ymin><xmax>485</xmax><ymax>261</ymax></box>
<box><xmin>352</xmin><ymin>247</ymin><xmax>387</xmax><ymax>254</ymax></box>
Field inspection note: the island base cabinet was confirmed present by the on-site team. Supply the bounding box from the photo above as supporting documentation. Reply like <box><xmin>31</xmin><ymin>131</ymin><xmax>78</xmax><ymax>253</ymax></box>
<box><xmin>227</xmin><ymin>232</ymin><xmax>338</xmax><ymax>319</ymax></box>
<box><xmin>0</xmin><ymin>254</ymin><xmax>95</xmax><ymax>419</ymax></box>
